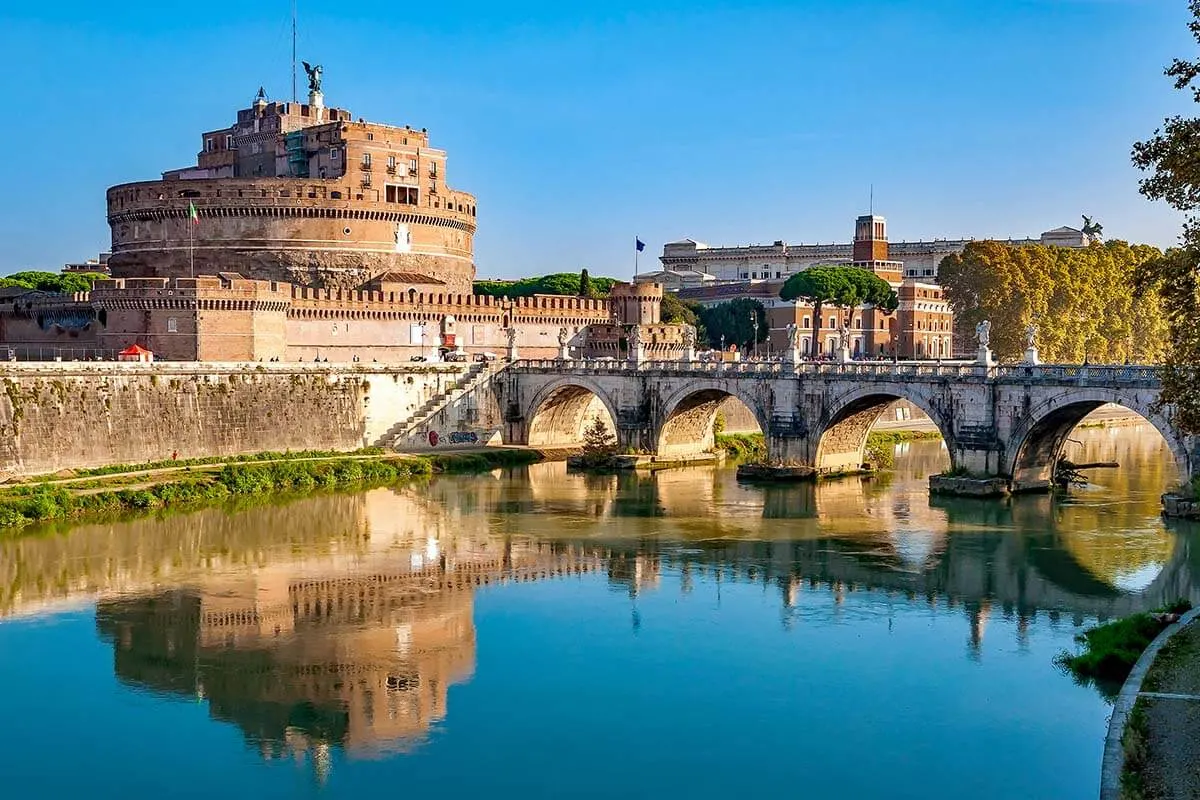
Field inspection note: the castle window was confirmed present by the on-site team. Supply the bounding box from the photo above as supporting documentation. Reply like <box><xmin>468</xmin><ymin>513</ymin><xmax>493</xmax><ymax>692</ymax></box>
<box><xmin>204</xmin><ymin>137</ymin><xmax>214</xmax><ymax>152</ymax></box>
<box><xmin>367</xmin><ymin>132</ymin><xmax>374</xmax><ymax>141</ymax></box>
<box><xmin>802</xmin><ymin>316</ymin><xmax>810</xmax><ymax>328</ymax></box>
<box><xmin>330</xmin><ymin>191</ymin><xmax>342</xmax><ymax>199</ymax></box>
<box><xmin>167</xmin><ymin>317</ymin><xmax>178</xmax><ymax>333</ymax></box>
<box><xmin>225</xmin><ymin>134</ymin><xmax>233</xmax><ymax>149</ymax></box>
<box><xmin>331</xmin><ymin>148</ymin><xmax>340</xmax><ymax>161</ymax></box>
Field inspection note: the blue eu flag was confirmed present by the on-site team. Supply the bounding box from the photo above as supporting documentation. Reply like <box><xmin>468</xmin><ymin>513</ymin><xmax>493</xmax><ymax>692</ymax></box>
<box><xmin>636</xmin><ymin>238</ymin><xmax>645</xmax><ymax>252</ymax></box>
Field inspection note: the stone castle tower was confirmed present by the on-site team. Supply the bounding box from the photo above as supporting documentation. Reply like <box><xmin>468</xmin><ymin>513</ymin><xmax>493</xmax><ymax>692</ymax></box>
<box><xmin>105</xmin><ymin>75</ymin><xmax>477</xmax><ymax>292</ymax></box>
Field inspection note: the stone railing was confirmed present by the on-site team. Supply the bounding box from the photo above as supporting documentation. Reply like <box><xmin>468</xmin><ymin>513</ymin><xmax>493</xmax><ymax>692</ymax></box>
<box><xmin>994</xmin><ymin>364</ymin><xmax>1161</xmax><ymax>384</ymax></box>
<box><xmin>512</xmin><ymin>359</ymin><xmax>1163</xmax><ymax>385</ymax></box>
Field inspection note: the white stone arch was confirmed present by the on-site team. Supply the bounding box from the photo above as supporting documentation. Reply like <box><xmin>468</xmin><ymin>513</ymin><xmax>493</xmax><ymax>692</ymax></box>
<box><xmin>1004</xmin><ymin>388</ymin><xmax>1191</xmax><ymax>491</ymax></box>
<box><xmin>522</xmin><ymin>375</ymin><xmax>621</xmax><ymax>448</ymax></box>
<box><xmin>654</xmin><ymin>378</ymin><xmax>770</xmax><ymax>459</ymax></box>
<box><xmin>815</xmin><ymin>383</ymin><xmax>955</xmax><ymax>473</ymax></box>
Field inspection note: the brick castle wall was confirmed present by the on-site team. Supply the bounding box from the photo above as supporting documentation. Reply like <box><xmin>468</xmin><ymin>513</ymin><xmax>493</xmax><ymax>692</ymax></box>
<box><xmin>0</xmin><ymin>278</ymin><xmax>668</xmax><ymax>363</ymax></box>
<box><xmin>106</xmin><ymin>178</ymin><xmax>477</xmax><ymax>291</ymax></box>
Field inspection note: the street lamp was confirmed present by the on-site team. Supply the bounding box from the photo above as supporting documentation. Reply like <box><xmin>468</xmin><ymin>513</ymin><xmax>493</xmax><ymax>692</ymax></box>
<box><xmin>750</xmin><ymin>310</ymin><xmax>759</xmax><ymax>360</ymax></box>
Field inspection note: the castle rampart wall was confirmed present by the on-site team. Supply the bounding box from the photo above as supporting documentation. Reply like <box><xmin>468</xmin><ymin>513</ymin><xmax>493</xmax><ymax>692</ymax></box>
<box><xmin>0</xmin><ymin>279</ymin><xmax>633</xmax><ymax>363</ymax></box>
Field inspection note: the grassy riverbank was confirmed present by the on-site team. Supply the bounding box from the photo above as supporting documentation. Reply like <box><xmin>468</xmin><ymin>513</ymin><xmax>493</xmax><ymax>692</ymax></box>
<box><xmin>715</xmin><ymin>430</ymin><xmax>943</xmax><ymax>469</ymax></box>
<box><xmin>1055</xmin><ymin>600</ymin><xmax>1192</xmax><ymax>697</ymax></box>
<box><xmin>864</xmin><ymin>430</ymin><xmax>943</xmax><ymax>468</ymax></box>
<box><xmin>715</xmin><ymin>433</ymin><xmax>767</xmax><ymax>461</ymax></box>
<box><xmin>0</xmin><ymin>448</ymin><xmax>545</xmax><ymax>531</ymax></box>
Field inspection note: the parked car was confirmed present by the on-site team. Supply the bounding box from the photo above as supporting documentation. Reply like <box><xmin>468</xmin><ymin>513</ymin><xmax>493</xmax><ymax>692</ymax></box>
<box><xmin>410</xmin><ymin>355</ymin><xmax>428</xmax><ymax>362</ymax></box>
<box><xmin>475</xmin><ymin>352</ymin><xmax>498</xmax><ymax>362</ymax></box>
<box><xmin>444</xmin><ymin>352</ymin><xmax>469</xmax><ymax>362</ymax></box>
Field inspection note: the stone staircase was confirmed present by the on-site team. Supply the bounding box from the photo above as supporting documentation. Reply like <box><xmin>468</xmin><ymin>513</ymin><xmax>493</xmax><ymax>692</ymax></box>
<box><xmin>376</xmin><ymin>362</ymin><xmax>494</xmax><ymax>448</ymax></box>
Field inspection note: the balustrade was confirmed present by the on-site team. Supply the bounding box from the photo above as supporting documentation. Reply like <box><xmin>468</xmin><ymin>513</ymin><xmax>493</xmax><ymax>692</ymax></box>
<box><xmin>511</xmin><ymin>358</ymin><xmax>1161</xmax><ymax>386</ymax></box>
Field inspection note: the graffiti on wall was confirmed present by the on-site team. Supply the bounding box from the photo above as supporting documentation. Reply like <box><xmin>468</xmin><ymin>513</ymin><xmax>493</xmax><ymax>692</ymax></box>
<box><xmin>426</xmin><ymin>430</ymin><xmax>480</xmax><ymax>447</ymax></box>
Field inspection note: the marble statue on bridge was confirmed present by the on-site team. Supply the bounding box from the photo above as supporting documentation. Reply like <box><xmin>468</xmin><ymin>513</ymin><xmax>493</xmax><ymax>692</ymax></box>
<box><xmin>1023</xmin><ymin>323</ymin><xmax>1041</xmax><ymax>366</ymax></box>
<box><xmin>976</xmin><ymin>320</ymin><xmax>991</xmax><ymax>349</ymax></box>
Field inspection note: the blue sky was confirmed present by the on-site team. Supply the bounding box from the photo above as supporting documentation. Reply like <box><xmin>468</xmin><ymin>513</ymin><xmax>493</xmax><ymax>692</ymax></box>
<box><xmin>2</xmin><ymin>0</ymin><xmax>1194</xmax><ymax>279</ymax></box>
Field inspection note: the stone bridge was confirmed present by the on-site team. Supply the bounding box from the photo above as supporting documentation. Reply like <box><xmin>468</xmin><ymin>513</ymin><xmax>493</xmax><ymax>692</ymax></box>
<box><xmin>498</xmin><ymin>360</ymin><xmax>1198</xmax><ymax>492</ymax></box>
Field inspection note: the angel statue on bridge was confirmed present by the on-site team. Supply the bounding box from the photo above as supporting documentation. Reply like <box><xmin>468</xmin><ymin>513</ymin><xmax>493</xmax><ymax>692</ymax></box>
<box><xmin>786</xmin><ymin>323</ymin><xmax>800</xmax><ymax>351</ymax></box>
<box><xmin>976</xmin><ymin>320</ymin><xmax>991</xmax><ymax>349</ymax></box>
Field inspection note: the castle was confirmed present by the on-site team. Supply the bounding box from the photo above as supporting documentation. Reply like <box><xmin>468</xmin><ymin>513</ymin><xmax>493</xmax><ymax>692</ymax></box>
<box><xmin>107</xmin><ymin>81</ymin><xmax>476</xmax><ymax>292</ymax></box>
<box><xmin>2</xmin><ymin>75</ymin><xmax>679</xmax><ymax>362</ymax></box>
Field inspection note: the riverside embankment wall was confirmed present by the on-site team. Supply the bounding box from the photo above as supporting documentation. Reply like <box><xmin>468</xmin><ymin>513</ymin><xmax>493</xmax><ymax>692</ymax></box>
<box><xmin>0</xmin><ymin>363</ymin><xmax>474</xmax><ymax>477</ymax></box>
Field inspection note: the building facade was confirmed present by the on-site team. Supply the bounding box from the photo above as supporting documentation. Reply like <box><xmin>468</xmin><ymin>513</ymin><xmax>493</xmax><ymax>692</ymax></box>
<box><xmin>655</xmin><ymin>224</ymin><xmax>1093</xmax><ymax>284</ymax></box>
<box><xmin>757</xmin><ymin>215</ymin><xmax>954</xmax><ymax>359</ymax></box>
<box><xmin>106</xmin><ymin>83</ymin><xmax>476</xmax><ymax>292</ymax></box>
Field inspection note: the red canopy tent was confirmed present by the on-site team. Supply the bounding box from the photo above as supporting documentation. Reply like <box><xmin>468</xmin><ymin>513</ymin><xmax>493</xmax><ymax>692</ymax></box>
<box><xmin>117</xmin><ymin>344</ymin><xmax>154</xmax><ymax>363</ymax></box>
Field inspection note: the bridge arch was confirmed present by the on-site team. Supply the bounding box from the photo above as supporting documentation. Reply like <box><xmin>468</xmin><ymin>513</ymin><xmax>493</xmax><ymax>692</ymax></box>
<box><xmin>816</xmin><ymin>385</ymin><xmax>955</xmax><ymax>473</ymax></box>
<box><xmin>655</xmin><ymin>380</ymin><xmax>769</xmax><ymax>460</ymax></box>
<box><xmin>1005</xmin><ymin>389</ymin><xmax>1190</xmax><ymax>492</ymax></box>
<box><xmin>524</xmin><ymin>377</ymin><xmax>619</xmax><ymax>449</ymax></box>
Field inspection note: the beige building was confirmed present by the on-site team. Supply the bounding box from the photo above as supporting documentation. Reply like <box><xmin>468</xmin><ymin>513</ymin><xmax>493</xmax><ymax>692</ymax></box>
<box><xmin>655</xmin><ymin>223</ymin><xmax>1094</xmax><ymax>284</ymax></box>
<box><xmin>106</xmin><ymin>80</ymin><xmax>476</xmax><ymax>292</ymax></box>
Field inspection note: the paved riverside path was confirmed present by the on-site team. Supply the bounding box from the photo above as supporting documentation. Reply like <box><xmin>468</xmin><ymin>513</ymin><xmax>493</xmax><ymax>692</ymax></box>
<box><xmin>1133</xmin><ymin>619</ymin><xmax>1200</xmax><ymax>798</ymax></box>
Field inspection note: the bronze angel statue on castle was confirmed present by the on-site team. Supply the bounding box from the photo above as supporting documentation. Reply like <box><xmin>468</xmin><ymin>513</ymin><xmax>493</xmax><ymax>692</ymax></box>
<box><xmin>1081</xmin><ymin>215</ymin><xmax>1103</xmax><ymax>240</ymax></box>
<box><xmin>302</xmin><ymin>61</ymin><xmax>323</xmax><ymax>94</ymax></box>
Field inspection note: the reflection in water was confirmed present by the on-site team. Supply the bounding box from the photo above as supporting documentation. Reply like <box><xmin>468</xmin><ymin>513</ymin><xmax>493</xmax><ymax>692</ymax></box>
<box><xmin>0</xmin><ymin>426</ymin><xmax>1197</xmax><ymax>796</ymax></box>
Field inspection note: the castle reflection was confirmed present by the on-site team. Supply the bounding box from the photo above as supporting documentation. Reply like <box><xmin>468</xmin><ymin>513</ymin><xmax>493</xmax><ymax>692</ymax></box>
<box><xmin>0</xmin><ymin>429</ymin><xmax>1195</xmax><ymax>768</ymax></box>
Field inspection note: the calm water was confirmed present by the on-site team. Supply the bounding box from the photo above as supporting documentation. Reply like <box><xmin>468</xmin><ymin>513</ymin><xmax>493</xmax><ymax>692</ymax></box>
<box><xmin>1</xmin><ymin>425</ymin><xmax>1197</xmax><ymax>799</ymax></box>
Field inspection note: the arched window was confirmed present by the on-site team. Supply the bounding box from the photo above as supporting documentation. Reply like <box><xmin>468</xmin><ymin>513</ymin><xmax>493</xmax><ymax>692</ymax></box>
<box><xmin>167</xmin><ymin>317</ymin><xmax>178</xmax><ymax>333</ymax></box>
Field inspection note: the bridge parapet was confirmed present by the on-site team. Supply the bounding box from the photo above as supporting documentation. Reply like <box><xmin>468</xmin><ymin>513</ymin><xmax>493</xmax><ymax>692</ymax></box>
<box><xmin>513</xmin><ymin>359</ymin><xmax>1162</xmax><ymax>387</ymax></box>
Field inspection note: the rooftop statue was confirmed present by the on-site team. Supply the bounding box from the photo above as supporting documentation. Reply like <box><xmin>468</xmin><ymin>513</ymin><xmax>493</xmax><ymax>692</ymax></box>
<box><xmin>302</xmin><ymin>61</ymin><xmax>323</xmax><ymax>94</ymax></box>
<box><xmin>1081</xmin><ymin>215</ymin><xmax>1104</xmax><ymax>240</ymax></box>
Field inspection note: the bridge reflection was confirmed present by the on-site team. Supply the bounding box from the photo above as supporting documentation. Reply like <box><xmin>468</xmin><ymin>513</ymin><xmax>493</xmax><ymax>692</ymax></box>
<box><xmin>0</xmin><ymin>442</ymin><xmax>1195</xmax><ymax>767</ymax></box>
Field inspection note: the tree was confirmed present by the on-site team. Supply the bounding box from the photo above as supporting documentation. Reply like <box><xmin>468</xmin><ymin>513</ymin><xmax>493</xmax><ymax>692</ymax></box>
<box><xmin>695</xmin><ymin>298</ymin><xmax>767</xmax><ymax>352</ymax></box>
<box><xmin>780</xmin><ymin>266</ymin><xmax>850</xmax><ymax>352</ymax></box>
<box><xmin>938</xmin><ymin>241</ymin><xmax>1167</xmax><ymax>364</ymax></box>
<box><xmin>0</xmin><ymin>271</ymin><xmax>108</xmax><ymax>294</ymax></box>
<box><xmin>473</xmin><ymin>273</ymin><xmax>618</xmax><ymax>298</ymax></box>
<box><xmin>1131</xmin><ymin>0</ymin><xmax>1200</xmax><ymax>434</ymax></box>
<box><xmin>579</xmin><ymin>268</ymin><xmax>593</xmax><ymax>298</ymax></box>
<box><xmin>660</xmin><ymin>292</ymin><xmax>700</xmax><ymax>328</ymax></box>
<box><xmin>840</xmin><ymin>268</ymin><xmax>898</xmax><ymax>332</ymax></box>
<box><xmin>578</xmin><ymin>415</ymin><xmax>618</xmax><ymax>466</ymax></box>
<box><xmin>780</xmin><ymin>266</ymin><xmax>897</xmax><ymax>353</ymax></box>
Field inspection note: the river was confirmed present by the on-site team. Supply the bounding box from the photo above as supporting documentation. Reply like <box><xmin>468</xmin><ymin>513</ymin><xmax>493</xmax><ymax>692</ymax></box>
<box><xmin>0</xmin><ymin>425</ymin><xmax>1196</xmax><ymax>799</ymax></box>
